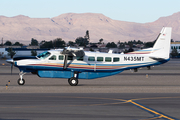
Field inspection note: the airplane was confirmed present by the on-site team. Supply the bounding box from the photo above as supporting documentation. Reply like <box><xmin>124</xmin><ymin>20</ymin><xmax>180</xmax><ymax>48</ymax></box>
<box><xmin>6</xmin><ymin>27</ymin><xmax>172</xmax><ymax>86</ymax></box>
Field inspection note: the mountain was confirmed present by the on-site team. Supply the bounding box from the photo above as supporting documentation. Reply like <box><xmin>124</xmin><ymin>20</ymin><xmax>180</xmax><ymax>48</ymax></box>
<box><xmin>0</xmin><ymin>12</ymin><xmax>180</xmax><ymax>44</ymax></box>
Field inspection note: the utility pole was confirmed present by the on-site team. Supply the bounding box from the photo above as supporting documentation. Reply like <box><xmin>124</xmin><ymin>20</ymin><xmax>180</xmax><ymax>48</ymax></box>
<box><xmin>1</xmin><ymin>37</ymin><xmax>3</xmax><ymax>46</ymax></box>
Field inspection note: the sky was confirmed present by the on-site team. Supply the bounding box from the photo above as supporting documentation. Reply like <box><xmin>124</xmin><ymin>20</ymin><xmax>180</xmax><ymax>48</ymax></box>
<box><xmin>0</xmin><ymin>0</ymin><xmax>180</xmax><ymax>23</ymax></box>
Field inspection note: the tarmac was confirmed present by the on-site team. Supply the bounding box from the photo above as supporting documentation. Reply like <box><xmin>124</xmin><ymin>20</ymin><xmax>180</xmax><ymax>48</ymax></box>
<box><xmin>0</xmin><ymin>59</ymin><xmax>180</xmax><ymax>120</ymax></box>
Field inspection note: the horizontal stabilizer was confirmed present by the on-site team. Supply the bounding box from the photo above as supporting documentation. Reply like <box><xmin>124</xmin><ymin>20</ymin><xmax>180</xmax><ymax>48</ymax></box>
<box><xmin>149</xmin><ymin>57</ymin><xmax>166</xmax><ymax>61</ymax></box>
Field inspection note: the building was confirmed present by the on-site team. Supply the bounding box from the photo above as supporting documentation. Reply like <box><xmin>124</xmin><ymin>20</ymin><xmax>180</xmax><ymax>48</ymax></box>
<box><xmin>171</xmin><ymin>42</ymin><xmax>180</xmax><ymax>53</ymax></box>
<box><xmin>0</xmin><ymin>48</ymin><xmax>49</xmax><ymax>58</ymax></box>
<box><xmin>0</xmin><ymin>48</ymin><xmax>8</xmax><ymax>58</ymax></box>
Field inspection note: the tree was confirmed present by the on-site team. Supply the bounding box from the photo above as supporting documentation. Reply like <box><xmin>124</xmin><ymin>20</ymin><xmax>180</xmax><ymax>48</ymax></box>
<box><xmin>106</xmin><ymin>42</ymin><xmax>117</xmax><ymax>48</ymax></box>
<box><xmin>13</xmin><ymin>42</ymin><xmax>23</xmax><ymax>46</ymax></box>
<box><xmin>40</xmin><ymin>40</ymin><xmax>53</xmax><ymax>49</ymax></box>
<box><xmin>4</xmin><ymin>41</ymin><xmax>12</xmax><ymax>46</ymax></box>
<box><xmin>98</xmin><ymin>38</ymin><xmax>103</xmax><ymax>44</ymax></box>
<box><xmin>137</xmin><ymin>40</ymin><xmax>143</xmax><ymax>44</ymax></box>
<box><xmin>40</xmin><ymin>40</ymin><xmax>45</xmax><ymax>46</ymax></box>
<box><xmin>7</xmin><ymin>48</ymin><xmax>16</xmax><ymax>58</ymax></box>
<box><xmin>75</xmin><ymin>30</ymin><xmax>90</xmax><ymax>47</ymax></box>
<box><xmin>171</xmin><ymin>48</ymin><xmax>179</xmax><ymax>57</ymax></box>
<box><xmin>52</xmin><ymin>38</ymin><xmax>66</xmax><ymax>48</ymax></box>
<box><xmin>84</xmin><ymin>30</ymin><xmax>90</xmax><ymax>40</ymax></box>
<box><xmin>68</xmin><ymin>41</ymin><xmax>75</xmax><ymax>46</ymax></box>
<box><xmin>127</xmin><ymin>41</ymin><xmax>133</xmax><ymax>48</ymax></box>
<box><xmin>31</xmin><ymin>50</ymin><xmax>37</xmax><ymax>56</ymax></box>
<box><xmin>144</xmin><ymin>40</ymin><xmax>156</xmax><ymax>48</ymax></box>
<box><xmin>30</xmin><ymin>38</ymin><xmax>38</xmax><ymax>46</ymax></box>
<box><xmin>75</xmin><ymin>37</ymin><xmax>89</xmax><ymax>47</ymax></box>
<box><xmin>118</xmin><ymin>42</ymin><xmax>125</xmax><ymax>48</ymax></box>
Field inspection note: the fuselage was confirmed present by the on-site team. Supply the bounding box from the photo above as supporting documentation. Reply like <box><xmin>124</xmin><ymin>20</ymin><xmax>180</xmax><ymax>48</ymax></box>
<box><xmin>13</xmin><ymin>49</ymin><xmax>169</xmax><ymax>79</ymax></box>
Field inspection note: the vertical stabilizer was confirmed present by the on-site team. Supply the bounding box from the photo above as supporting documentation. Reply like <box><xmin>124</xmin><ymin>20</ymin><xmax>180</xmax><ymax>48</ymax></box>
<box><xmin>150</xmin><ymin>27</ymin><xmax>172</xmax><ymax>59</ymax></box>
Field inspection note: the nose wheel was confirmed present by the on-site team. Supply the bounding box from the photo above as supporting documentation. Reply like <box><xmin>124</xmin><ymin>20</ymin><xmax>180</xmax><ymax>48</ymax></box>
<box><xmin>18</xmin><ymin>71</ymin><xmax>26</xmax><ymax>85</ymax></box>
<box><xmin>17</xmin><ymin>78</ymin><xmax>25</xmax><ymax>85</ymax></box>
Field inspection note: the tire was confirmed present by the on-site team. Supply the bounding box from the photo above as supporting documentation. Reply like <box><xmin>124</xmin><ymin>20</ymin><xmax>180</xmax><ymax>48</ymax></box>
<box><xmin>68</xmin><ymin>77</ymin><xmax>78</xmax><ymax>86</ymax></box>
<box><xmin>17</xmin><ymin>78</ymin><xmax>25</xmax><ymax>85</ymax></box>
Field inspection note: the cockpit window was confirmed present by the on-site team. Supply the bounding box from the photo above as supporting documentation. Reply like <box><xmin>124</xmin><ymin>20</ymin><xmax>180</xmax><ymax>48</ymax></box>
<box><xmin>37</xmin><ymin>51</ymin><xmax>51</xmax><ymax>59</ymax></box>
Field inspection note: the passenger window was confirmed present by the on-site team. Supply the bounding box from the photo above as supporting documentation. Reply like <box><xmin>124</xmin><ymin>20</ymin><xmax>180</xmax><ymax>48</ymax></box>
<box><xmin>68</xmin><ymin>56</ymin><xmax>73</xmax><ymax>60</ymax></box>
<box><xmin>49</xmin><ymin>55</ymin><xmax>56</xmax><ymax>60</ymax></box>
<box><xmin>77</xmin><ymin>56</ymin><xmax>83</xmax><ymax>61</ymax></box>
<box><xmin>97</xmin><ymin>57</ymin><xmax>103</xmax><ymax>62</ymax></box>
<box><xmin>113</xmin><ymin>57</ymin><xmax>120</xmax><ymax>62</ymax></box>
<box><xmin>59</xmin><ymin>55</ymin><xmax>64</xmax><ymax>60</ymax></box>
<box><xmin>105</xmin><ymin>57</ymin><xmax>111</xmax><ymax>62</ymax></box>
<box><xmin>88</xmin><ymin>57</ymin><xmax>95</xmax><ymax>61</ymax></box>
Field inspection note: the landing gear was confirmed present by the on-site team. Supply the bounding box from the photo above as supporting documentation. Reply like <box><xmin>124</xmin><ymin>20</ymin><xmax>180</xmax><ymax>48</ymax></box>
<box><xmin>18</xmin><ymin>71</ymin><xmax>26</xmax><ymax>85</ymax></box>
<box><xmin>68</xmin><ymin>77</ymin><xmax>78</xmax><ymax>86</ymax></box>
<box><xmin>147</xmin><ymin>66</ymin><xmax>151</xmax><ymax>70</ymax></box>
<box><xmin>68</xmin><ymin>71</ymin><xmax>79</xmax><ymax>86</ymax></box>
<box><xmin>17</xmin><ymin>78</ymin><xmax>25</xmax><ymax>85</ymax></box>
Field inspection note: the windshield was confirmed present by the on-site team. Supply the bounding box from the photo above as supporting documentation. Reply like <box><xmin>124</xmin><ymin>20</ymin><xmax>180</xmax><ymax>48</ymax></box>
<box><xmin>37</xmin><ymin>51</ymin><xmax>51</xmax><ymax>59</ymax></box>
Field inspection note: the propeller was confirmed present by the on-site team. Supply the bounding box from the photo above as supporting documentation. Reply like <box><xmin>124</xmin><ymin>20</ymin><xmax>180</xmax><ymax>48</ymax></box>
<box><xmin>10</xmin><ymin>62</ymin><xmax>14</xmax><ymax>75</ymax></box>
<box><xmin>6</xmin><ymin>56</ymin><xmax>38</xmax><ymax>74</ymax></box>
<box><xmin>6</xmin><ymin>59</ymin><xmax>14</xmax><ymax>75</ymax></box>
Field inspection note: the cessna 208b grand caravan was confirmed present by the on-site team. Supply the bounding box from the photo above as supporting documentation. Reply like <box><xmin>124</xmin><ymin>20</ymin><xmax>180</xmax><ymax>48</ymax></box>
<box><xmin>7</xmin><ymin>27</ymin><xmax>172</xmax><ymax>86</ymax></box>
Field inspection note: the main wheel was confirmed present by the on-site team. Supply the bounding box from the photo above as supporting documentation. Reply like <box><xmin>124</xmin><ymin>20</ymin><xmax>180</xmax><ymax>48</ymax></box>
<box><xmin>17</xmin><ymin>78</ymin><xmax>25</xmax><ymax>85</ymax></box>
<box><xmin>68</xmin><ymin>77</ymin><xmax>78</xmax><ymax>86</ymax></box>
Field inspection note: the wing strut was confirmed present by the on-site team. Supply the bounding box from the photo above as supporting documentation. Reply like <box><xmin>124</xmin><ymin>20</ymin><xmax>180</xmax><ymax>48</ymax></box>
<box><xmin>63</xmin><ymin>54</ymin><xmax>68</xmax><ymax>70</ymax></box>
<box><xmin>61</xmin><ymin>47</ymin><xmax>85</xmax><ymax>70</ymax></box>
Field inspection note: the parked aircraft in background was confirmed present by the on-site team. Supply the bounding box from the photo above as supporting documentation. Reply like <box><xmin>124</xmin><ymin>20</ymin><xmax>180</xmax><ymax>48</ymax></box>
<box><xmin>6</xmin><ymin>27</ymin><xmax>172</xmax><ymax>86</ymax></box>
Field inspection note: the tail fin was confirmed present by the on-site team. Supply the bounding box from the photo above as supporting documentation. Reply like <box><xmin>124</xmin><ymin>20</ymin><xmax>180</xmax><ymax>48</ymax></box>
<box><xmin>150</xmin><ymin>27</ymin><xmax>172</xmax><ymax>59</ymax></box>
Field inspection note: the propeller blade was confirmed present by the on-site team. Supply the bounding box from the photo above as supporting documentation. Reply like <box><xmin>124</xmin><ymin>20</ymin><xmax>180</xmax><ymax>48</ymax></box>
<box><xmin>6</xmin><ymin>59</ymin><xmax>14</xmax><ymax>75</ymax></box>
<box><xmin>11</xmin><ymin>63</ymin><xmax>13</xmax><ymax>75</ymax></box>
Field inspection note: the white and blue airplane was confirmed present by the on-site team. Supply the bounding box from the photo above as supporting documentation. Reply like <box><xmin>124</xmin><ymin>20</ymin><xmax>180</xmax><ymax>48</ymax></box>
<box><xmin>6</xmin><ymin>27</ymin><xmax>172</xmax><ymax>86</ymax></box>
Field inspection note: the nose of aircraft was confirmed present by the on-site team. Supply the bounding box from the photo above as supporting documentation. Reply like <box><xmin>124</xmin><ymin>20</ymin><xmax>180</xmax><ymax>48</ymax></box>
<box><xmin>6</xmin><ymin>59</ymin><xmax>14</xmax><ymax>64</ymax></box>
<box><xmin>6</xmin><ymin>59</ymin><xmax>14</xmax><ymax>75</ymax></box>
